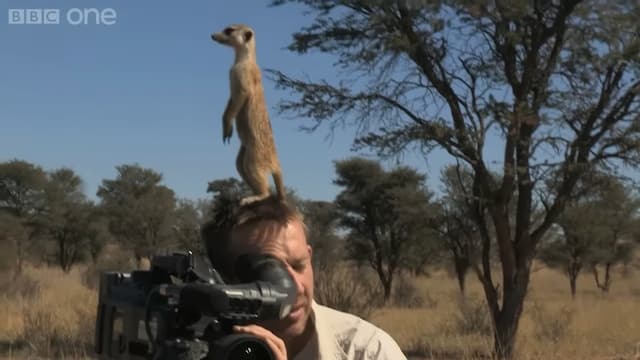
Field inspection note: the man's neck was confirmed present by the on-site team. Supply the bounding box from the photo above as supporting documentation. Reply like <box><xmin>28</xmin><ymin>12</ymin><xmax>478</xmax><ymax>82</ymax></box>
<box><xmin>285</xmin><ymin>316</ymin><xmax>315</xmax><ymax>358</ymax></box>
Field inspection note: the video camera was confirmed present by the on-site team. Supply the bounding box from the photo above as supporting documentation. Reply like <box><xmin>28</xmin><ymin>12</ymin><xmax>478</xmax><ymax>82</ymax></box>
<box><xmin>94</xmin><ymin>251</ymin><xmax>296</xmax><ymax>360</ymax></box>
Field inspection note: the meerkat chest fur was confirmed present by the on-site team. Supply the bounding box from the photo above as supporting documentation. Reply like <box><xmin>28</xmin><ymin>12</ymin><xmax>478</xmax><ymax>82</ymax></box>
<box><xmin>229</xmin><ymin>58</ymin><xmax>272</xmax><ymax>147</ymax></box>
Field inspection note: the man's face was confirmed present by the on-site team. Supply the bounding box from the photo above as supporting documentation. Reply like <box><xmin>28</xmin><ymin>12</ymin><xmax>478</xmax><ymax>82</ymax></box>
<box><xmin>229</xmin><ymin>219</ymin><xmax>314</xmax><ymax>339</ymax></box>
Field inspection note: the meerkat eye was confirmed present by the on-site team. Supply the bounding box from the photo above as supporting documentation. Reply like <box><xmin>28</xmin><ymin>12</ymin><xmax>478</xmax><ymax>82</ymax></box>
<box><xmin>223</xmin><ymin>27</ymin><xmax>233</xmax><ymax>35</ymax></box>
<box><xmin>244</xmin><ymin>31</ymin><xmax>253</xmax><ymax>42</ymax></box>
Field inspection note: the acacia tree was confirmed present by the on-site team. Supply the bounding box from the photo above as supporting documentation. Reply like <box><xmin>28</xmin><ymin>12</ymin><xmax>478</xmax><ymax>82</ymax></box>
<box><xmin>206</xmin><ymin>178</ymin><xmax>252</xmax><ymax>229</ymax></box>
<box><xmin>97</xmin><ymin>164</ymin><xmax>176</xmax><ymax>263</ymax></box>
<box><xmin>587</xmin><ymin>177</ymin><xmax>638</xmax><ymax>293</ymax></box>
<box><xmin>0</xmin><ymin>160</ymin><xmax>48</xmax><ymax>276</ymax></box>
<box><xmin>85</xmin><ymin>212</ymin><xmax>112</xmax><ymax>264</ymax></box>
<box><xmin>298</xmin><ymin>200</ymin><xmax>343</xmax><ymax>271</ymax></box>
<box><xmin>267</xmin><ymin>1</ymin><xmax>640</xmax><ymax>357</ymax></box>
<box><xmin>537</xmin><ymin>204</ymin><xmax>597</xmax><ymax>298</ymax></box>
<box><xmin>538</xmin><ymin>172</ymin><xmax>637</xmax><ymax>296</ymax></box>
<box><xmin>172</xmin><ymin>198</ymin><xmax>211</xmax><ymax>256</ymax></box>
<box><xmin>334</xmin><ymin>157</ymin><xmax>434</xmax><ymax>302</ymax></box>
<box><xmin>432</xmin><ymin>164</ymin><xmax>482</xmax><ymax>296</ymax></box>
<box><xmin>43</xmin><ymin>168</ymin><xmax>94</xmax><ymax>272</ymax></box>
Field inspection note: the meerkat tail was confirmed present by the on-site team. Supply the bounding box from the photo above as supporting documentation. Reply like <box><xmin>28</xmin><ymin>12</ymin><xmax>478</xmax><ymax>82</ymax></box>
<box><xmin>272</xmin><ymin>169</ymin><xmax>285</xmax><ymax>201</ymax></box>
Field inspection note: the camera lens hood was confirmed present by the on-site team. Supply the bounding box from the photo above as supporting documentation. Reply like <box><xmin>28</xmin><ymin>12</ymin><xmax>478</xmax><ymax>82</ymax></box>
<box><xmin>209</xmin><ymin>333</ymin><xmax>274</xmax><ymax>360</ymax></box>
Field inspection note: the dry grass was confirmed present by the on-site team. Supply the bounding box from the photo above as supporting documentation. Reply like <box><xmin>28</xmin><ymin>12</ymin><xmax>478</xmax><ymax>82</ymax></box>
<box><xmin>0</xmin><ymin>261</ymin><xmax>639</xmax><ymax>359</ymax></box>
<box><xmin>0</xmin><ymin>265</ymin><xmax>97</xmax><ymax>359</ymax></box>
<box><xmin>371</xmin><ymin>264</ymin><xmax>640</xmax><ymax>359</ymax></box>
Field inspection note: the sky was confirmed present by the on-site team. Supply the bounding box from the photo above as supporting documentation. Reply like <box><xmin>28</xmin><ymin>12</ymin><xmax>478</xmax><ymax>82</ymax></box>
<box><xmin>1</xmin><ymin>0</ymin><xmax>454</xmax><ymax>203</ymax></box>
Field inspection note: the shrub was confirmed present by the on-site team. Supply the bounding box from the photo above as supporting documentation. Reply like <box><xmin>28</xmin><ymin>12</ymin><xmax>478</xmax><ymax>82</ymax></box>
<box><xmin>0</xmin><ymin>266</ymin><xmax>97</xmax><ymax>358</ymax></box>
<box><xmin>0</xmin><ymin>272</ymin><xmax>40</xmax><ymax>299</ymax></box>
<box><xmin>453</xmin><ymin>297</ymin><xmax>494</xmax><ymax>337</ymax></box>
<box><xmin>529</xmin><ymin>301</ymin><xmax>573</xmax><ymax>344</ymax></box>
<box><xmin>314</xmin><ymin>264</ymin><xmax>382</xmax><ymax>320</ymax></box>
<box><xmin>392</xmin><ymin>275</ymin><xmax>437</xmax><ymax>309</ymax></box>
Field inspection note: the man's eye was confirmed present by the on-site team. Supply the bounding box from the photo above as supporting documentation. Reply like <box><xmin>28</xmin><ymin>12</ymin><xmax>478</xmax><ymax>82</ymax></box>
<box><xmin>292</xmin><ymin>263</ymin><xmax>306</xmax><ymax>272</ymax></box>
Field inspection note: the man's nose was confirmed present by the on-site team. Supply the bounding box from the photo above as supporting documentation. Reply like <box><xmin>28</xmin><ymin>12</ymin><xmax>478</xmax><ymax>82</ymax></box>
<box><xmin>288</xmin><ymin>268</ymin><xmax>305</xmax><ymax>295</ymax></box>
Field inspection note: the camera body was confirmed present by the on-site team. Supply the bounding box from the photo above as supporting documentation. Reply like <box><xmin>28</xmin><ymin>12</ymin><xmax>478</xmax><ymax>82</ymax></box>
<box><xmin>94</xmin><ymin>251</ymin><xmax>296</xmax><ymax>360</ymax></box>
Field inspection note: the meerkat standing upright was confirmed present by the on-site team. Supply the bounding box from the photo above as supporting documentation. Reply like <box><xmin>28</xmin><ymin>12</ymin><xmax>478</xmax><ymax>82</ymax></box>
<box><xmin>211</xmin><ymin>24</ymin><xmax>286</xmax><ymax>205</ymax></box>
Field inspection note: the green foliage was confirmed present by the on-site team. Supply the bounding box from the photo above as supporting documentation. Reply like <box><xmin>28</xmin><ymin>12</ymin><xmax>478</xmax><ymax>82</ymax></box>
<box><xmin>0</xmin><ymin>212</ymin><xmax>26</xmax><ymax>273</ymax></box>
<box><xmin>0</xmin><ymin>159</ymin><xmax>49</xmax><ymax>275</ymax></box>
<box><xmin>85</xmin><ymin>215</ymin><xmax>112</xmax><ymax>264</ymax></box>
<box><xmin>299</xmin><ymin>199</ymin><xmax>343</xmax><ymax>270</ymax></box>
<box><xmin>539</xmin><ymin>173</ymin><xmax>640</xmax><ymax>294</ymax></box>
<box><xmin>0</xmin><ymin>159</ymin><xmax>48</xmax><ymax>217</ymax></box>
<box><xmin>206</xmin><ymin>177</ymin><xmax>252</xmax><ymax>228</ymax></box>
<box><xmin>42</xmin><ymin>168</ymin><xmax>95</xmax><ymax>272</ymax></box>
<box><xmin>172</xmin><ymin>198</ymin><xmax>210</xmax><ymax>256</ymax></box>
<box><xmin>432</xmin><ymin>165</ymin><xmax>482</xmax><ymax>293</ymax></box>
<box><xmin>97</xmin><ymin>164</ymin><xmax>176</xmax><ymax>260</ymax></box>
<box><xmin>537</xmin><ymin>203</ymin><xmax>596</xmax><ymax>295</ymax></box>
<box><xmin>333</xmin><ymin>157</ymin><xmax>437</xmax><ymax>301</ymax></box>
<box><xmin>587</xmin><ymin>177</ymin><xmax>639</xmax><ymax>266</ymax></box>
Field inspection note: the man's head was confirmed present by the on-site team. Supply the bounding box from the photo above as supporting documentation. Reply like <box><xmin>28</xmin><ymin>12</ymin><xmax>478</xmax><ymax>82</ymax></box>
<box><xmin>202</xmin><ymin>196</ymin><xmax>314</xmax><ymax>340</ymax></box>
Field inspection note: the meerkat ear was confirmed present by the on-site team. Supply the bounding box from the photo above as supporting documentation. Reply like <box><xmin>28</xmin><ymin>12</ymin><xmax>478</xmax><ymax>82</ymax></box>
<box><xmin>244</xmin><ymin>31</ymin><xmax>253</xmax><ymax>42</ymax></box>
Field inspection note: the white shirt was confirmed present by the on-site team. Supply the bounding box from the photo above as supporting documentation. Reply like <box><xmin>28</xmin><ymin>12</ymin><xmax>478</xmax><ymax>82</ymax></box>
<box><xmin>293</xmin><ymin>301</ymin><xmax>408</xmax><ymax>360</ymax></box>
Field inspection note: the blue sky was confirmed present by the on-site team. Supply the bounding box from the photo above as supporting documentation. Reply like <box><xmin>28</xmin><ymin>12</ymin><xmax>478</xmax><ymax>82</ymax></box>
<box><xmin>1</xmin><ymin>0</ymin><xmax>454</xmax><ymax>202</ymax></box>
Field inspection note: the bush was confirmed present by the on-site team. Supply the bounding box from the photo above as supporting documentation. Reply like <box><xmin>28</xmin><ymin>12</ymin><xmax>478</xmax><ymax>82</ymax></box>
<box><xmin>404</xmin><ymin>335</ymin><xmax>492</xmax><ymax>359</ymax></box>
<box><xmin>0</xmin><ymin>272</ymin><xmax>40</xmax><ymax>299</ymax></box>
<box><xmin>392</xmin><ymin>275</ymin><xmax>437</xmax><ymax>309</ymax></box>
<box><xmin>453</xmin><ymin>297</ymin><xmax>494</xmax><ymax>337</ymax></box>
<box><xmin>529</xmin><ymin>301</ymin><xmax>573</xmax><ymax>344</ymax></box>
<box><xmin>314</xmin><ymin>264</ymin><xmax>382</xmax><ymax>320</ymax></box>
<box><xmin>0</xmin><ymin>266</ymin><xmax>99</xmax><ymax>358</ymax></box>
<box><xmin>22</xmin><ymin>295</ymin><xmax>95</xmax><ymax>357</ymax></box>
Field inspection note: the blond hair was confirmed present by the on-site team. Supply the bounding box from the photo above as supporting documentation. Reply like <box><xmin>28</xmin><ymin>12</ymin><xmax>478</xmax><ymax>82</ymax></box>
<box><xmin>201</xmin><ymin>195</ymin><xmax>304</xmax><ymax>279</ymax></box>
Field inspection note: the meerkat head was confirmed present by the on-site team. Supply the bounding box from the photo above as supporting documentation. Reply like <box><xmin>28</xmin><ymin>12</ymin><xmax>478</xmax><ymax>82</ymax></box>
<box><xmin>211</xmin><ymin>24</ymin><xmax>255</xmax><ymax>53</ymax></box>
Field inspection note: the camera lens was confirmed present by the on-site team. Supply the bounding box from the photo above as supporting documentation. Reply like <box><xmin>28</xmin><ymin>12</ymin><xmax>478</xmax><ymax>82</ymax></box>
<box><xmin>228</xmin><ymin>340</ymin><xmax>271</xmax><ymax>360</ymax></box>
<box><xmin>210</xmin><ymin>333</ymin><xmax>274</xmax><ymax>360</ymax></box>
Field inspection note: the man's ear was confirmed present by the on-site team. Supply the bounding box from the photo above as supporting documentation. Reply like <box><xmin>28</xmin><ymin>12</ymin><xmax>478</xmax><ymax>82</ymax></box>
<box><xmin>244</xmin><ymin>30</ymin><xmax>253</xmax><ymax>42</ymax></box>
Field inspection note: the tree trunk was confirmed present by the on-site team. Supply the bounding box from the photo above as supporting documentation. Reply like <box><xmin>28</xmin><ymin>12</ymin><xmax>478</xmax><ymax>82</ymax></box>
<box><xmin>382</xmin><ymin>281</ymin><xmax>392</xmax><ymax>303</ymax></box>
<box><xmin>380</xmin><ymin>269</ymin><xmax>393</xmax><ymax>303</ymax></box>
<box><xmin>567</xmin><ymin>261</ymin><xmax>581</xmax><ymax>298</ymax></box>
<box><xmin>603</xmin><ymin>263</ymin><xmax>612</xmax><ymax>293</ymax></box>
<box><xmin>593</xmin><ymin>264</ymin><xmax>612</xmax><ymax>293</ymax></box>
<box><xmin>59</xmin><ymin>237</ymin><xmax>67</xmax><ymax>272</ymax></box>
<box><xmin>13</xmin><ymin>252</ymin><xmax>23</xmax><ymax>280</ymax></box>
<box><xmin>492</xmin><ymin>269</ymin><xmax>530</xmax><ymax>360</ymax></box>
<box><xmin>569</xmin><ymin>274</ymin><xmax>577</xmax><ymax>298</ymax></box>
<box><xmin>454</xmin><ymin>256</ymin><xmax>469</xmax><ymax>296</ymax></box>
<box><xmin>14</xmin><ymin>236</ymin><xmax>25</xmax><ymax>279</ymax></box>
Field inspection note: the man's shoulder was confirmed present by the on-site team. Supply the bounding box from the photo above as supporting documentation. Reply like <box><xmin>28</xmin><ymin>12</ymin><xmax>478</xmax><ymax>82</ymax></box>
<box><xmin>314</xmin><ymin>302</ymin><xmax>363</xmax><ymax>329</ymax></box>
<box><xmin>312</xmin><ymin>302</ymin><xmax>407</xmax><ymax>360</ymax></box>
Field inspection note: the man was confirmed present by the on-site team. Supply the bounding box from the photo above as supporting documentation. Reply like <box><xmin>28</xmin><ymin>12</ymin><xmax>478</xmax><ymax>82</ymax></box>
<box><xmin>202</xmin><ymin>195</ymin><xmax>408</xmax><ymax>360</ymax></box>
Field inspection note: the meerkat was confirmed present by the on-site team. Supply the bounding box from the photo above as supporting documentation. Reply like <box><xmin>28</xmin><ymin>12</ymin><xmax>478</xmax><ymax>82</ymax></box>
<box><xmin>211</xmin><ymin>24</ymin><xmax>286</xmax><ymax>205</ymax></box>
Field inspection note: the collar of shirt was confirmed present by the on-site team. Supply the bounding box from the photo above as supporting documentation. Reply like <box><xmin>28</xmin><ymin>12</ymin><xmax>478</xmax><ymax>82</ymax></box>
<box><xmin>314</xmin><ymin>301</ymin><xmax>344</xmax><ymax>359</ymax></box>
<box><xmin>294</xmin><ymin>300</ymin><xmax>348</xmax><ymax>360</ymax></box>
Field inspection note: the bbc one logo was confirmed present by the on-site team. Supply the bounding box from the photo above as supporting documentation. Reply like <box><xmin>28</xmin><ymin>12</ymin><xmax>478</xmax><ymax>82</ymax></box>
<box><xmin>8</xmin><ymin>8</ymin><xmax>117</xmax><ymax>25</ymax></box>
